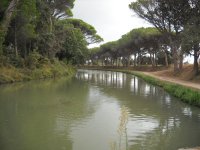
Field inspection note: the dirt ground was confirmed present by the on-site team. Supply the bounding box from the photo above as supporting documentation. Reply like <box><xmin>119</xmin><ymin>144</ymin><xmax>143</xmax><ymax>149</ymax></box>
<box><xmin>140</xmin><ymin>65</ymin><xmax>200</xmax><ymax>91</ymax></box>
<box><xmin>178</xmin><ymin>148</ymin><xmax>200</xmax><ymax>150</ymax></box>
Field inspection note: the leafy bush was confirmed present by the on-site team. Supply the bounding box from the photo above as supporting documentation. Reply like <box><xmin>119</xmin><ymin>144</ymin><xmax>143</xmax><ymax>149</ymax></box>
<box><xmin>9</xmin><ymin>57</ymin><xmax>25</xmax><ymax>68</ymax></box>
<box><xmin>39</xmin><ymin>57</ymin><xmax>50</xmax><ymax>65</ymax></box>
<box><xmin>25</xmin><ymin>51</ymin><xmax>41</xmax><ymax>69</ymax></box>
<box><xmin>0</xmin><ymin>60</ymin><xmax>76</xmax><ymax>84</ymax></box>
<box><xmin>0</xmin><ymin>55</ymin><xmax>9</xmax><ymax>67</ymax></box>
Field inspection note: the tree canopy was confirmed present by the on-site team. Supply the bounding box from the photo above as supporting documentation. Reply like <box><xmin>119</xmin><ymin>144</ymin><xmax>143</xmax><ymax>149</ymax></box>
<box><xmin>129</xmin><ymin>0</ymin><xmax>200</xmax><ymax>75</ymax></box>
<box><xmin>0</xmin><ymin>0</ymin><xmax>103</xmax><ymax>68</ymax></box>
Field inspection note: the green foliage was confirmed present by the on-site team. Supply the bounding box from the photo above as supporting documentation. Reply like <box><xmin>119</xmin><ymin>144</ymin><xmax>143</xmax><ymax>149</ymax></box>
<box><xmin>10</xmin><ymin>57</ymin><xmax>25</xmax><ymax>68</ymax></box>
<box><xmin>47</xmin><ymin>0</ymin><xmax>75</xmax><ymax>19</ymax></box>
<box><xmin>0</xmin><ymin>0</ymin><xmax>87</xmax><ymax>84</ymax></box>
<box><xmin>129</xmin><ymin>0</ymin><xmax>190</xmax><ymax>35</ymax></box>
<box><xmin>60</xmin><ymin>18</ymin><xmax>103</xmax><ymax>44</ymax></box>
<box><xmin>0</xmin><ymin>0</ymin><xmax>101</xmax><ymax>74</ymax></box>
<box><xmin>129</xmin><ymin>0</ymin><xmax>200</xmax><ymax>74</ymax></box>
<box><xmin>95</xmin><ymin>68</ymin><xmax>200</xmax><ymax>106</ymax></box>
<box><xmin>0</xmin><ymin>65</ymin><xmax>25</xmax><ymax>84</ymax></box>
<box><xmin>92</xmin><ymin>27</ymin><xmax>165</xmax><ymax>67</ymax></box>
<box><xmin>0</xmin><ymin>0</ymin><xmax>10</xmax><ymax>21</ymax></box>
<box><xmin>0</xmin><ymin>55</ymin><xmax>9</xmax><ymax>66</ymax></box>
<box><xmin>0</xmin><ymin>29</ymin><xmax>5</xmax><ymax>55</ymax></box>
<box><xmin>25</xmin><ymin>51</ymin><xmax>41</xmax><ymax>69</ymax></box>
<box><xmin>55</xmin><ymin>25</ymin><xmax>89</xmax><ymax>64</ymax></box>
<box><xmin>0</xmin><ymin>60</ymin><xmax>76</xmax><ymax>84</ymax></box>
<box><xmin>128</xmin><ymin>71</ymin><xmax>200</xmax><ymax>106</ymax></box>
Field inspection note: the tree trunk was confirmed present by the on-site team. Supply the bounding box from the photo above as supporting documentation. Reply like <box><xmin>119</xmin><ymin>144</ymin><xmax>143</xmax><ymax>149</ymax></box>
<box><xmin>164</xmin><ymin>50</ymin><xmax>169</xmax><ymax>67</ymax></box>
<box><xmin>154</xmin><ymin>52</ymin><xmax>158</xmax><ymax>67</ymax></box>
<box><xmin>169</xmin><ymin>36</ymin><xmax>180</xmax><ymax>74</ymax></box>
<box><xmin>0</xmin><ymin>0</ymin><xmax>19</xmax><ymax>55</ymax></box>
<box><xmin>138</xmin><ymin>53</ymin><xmax>141</xmax><ymax>66</ymax></box>
<box><xmin>193</xmin><ymin>44</ymin><xmax>199</xmax><ymax>76</ymax></box>
<box><xmin>134</xmin><ymin>53</ymin><xmax>137</xmax><ymax>67</ymax></box>
<box><xmin>173</xmin><ymin>48</ymin><xmax>179</xmax><ymax>73</ymax></box>
<box><xmin>179</xmin><ymin>53</ymin><xmax>183</xmax><ymax>71</ymax></box>
<box><xmin>24</xmin><ymin>40</ymin><xmax>27</xmax><ymax>59</ymax></box>
<box><xmin>150</xmin><ymin>53</ymin><xmax>155</xmax><ymax>67</ymax></box>
<box><xmin>111</xmin><ymin>59</ymin><xmax>114</xmax><ymax>67</ymax></box>
<box><xmin>127</xmin><ymin>55</ymin><xmax>130</xmax><ymax>67</ymax></box>
<box><xmin>49</xmin><ymin>16</ymin><xmax>53</xmax><ymax>33</ymax></box>
<box><xmin>117</xmin><ymin>58</ymin><xmax>119</xmax><ymax>67</ymax></box>
<box><xmin>14</xmin><ymin>19</ymin><xmax>18</xmax><ymax>57</ymax></box>
<box><xmin>118</xmin><ymin>58</ymin><xmax>121</xmax><ymax>67</ymax></box>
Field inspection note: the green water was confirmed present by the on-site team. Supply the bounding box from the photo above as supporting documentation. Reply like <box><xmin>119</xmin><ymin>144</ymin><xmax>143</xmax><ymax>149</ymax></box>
<box><xmin>0</xmin><ymin>69</ymin><xmax>200</xmax><ymax>150</ymax></box>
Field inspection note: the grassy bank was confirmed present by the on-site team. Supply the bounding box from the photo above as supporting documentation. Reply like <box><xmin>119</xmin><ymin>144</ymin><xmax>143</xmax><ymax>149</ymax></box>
<box><xmin>81</xmin><ymin>67</ymin><xmax>200</xmax><ymax>107</ymax></box>
<box><xmin>128</xmin><ymin>71</ymin><xmax>200</xmax><ymax>106</ymax></box>
<box><xmin>0</xmin><ymin>61</ymin><xmax>75</xmax><ymax>84</ymax></box>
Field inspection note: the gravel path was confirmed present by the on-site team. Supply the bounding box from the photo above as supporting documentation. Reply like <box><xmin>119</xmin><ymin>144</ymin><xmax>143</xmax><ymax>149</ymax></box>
<box><xmin>142</xmin><ymin>72</ymin><xmax>200</xmax><ymax>91</ymax></box>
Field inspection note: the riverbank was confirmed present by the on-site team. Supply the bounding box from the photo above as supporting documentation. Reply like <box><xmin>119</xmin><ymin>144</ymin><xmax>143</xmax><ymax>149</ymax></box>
<box><xmin>79</xmin><ymin>66</ymin><xmax>200</xmax><ymax>107</ymax></box>
<box><xmin>0</xmin><ymin>61</ymin><xmax>75</xmax><ymax>84</ymax></box>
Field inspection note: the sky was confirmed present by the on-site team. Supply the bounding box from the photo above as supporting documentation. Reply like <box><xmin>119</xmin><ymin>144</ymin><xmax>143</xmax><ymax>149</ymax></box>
<box><xmin>72</xmin><ymin>0</ymin><xmax>151</xmax><ymax>47</ymax></box>
<box><xmin>72</xmin><ymin>0</ymin><xmax>193</xmax><ymax>63</ymax></box>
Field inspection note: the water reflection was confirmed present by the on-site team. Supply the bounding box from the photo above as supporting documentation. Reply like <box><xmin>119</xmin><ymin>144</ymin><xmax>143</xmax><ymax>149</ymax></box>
<box><xmin>77</xmin><ymin>70</ymin><xmax>159</xmax><ymax>98</ymax></box>
<box><xmin>76</xmin><ymin>70</ymin><xmax>200</xmax><ymax>150</ymax></box>
<box><xmin>77</xmin><ymin>70</ymin><xmax>127</xmax><ymax>89</ymax></box>
<box><xmin>0</xmin><ymin>70</ymin><xmax>200</xmax><ymax>150</ymax></box>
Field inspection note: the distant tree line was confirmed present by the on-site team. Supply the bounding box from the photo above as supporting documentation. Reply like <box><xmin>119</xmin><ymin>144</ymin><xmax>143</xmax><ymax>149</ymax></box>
<box><xmin>0</xmin><ymin>0</ymin><xmax>103</xmax><ymax>68</ymax></box>
<box><xmin>89</xmin><ymin>0</ymin><xmax>200</xmax><ymax>76</ymax></box>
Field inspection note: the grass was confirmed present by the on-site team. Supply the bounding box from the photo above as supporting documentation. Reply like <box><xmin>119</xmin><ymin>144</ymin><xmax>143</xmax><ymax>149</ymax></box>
<box><xmin>0</xmin><ymin>62</ymin><xmax>76</xmax><ymax>84</ymax></box>
<box><xmin>134</xmin><ymin>72</ymin><xmax>200</xmax><ymax>106</ymax></box>
<box><xmin>82</xmin><ymin>67</ymin><xmax>200</xmax><ymax>107</ymax></box>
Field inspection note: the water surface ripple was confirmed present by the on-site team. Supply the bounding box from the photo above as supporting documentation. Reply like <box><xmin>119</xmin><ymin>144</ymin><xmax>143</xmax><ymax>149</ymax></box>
<box><xmin>0</xmin><ymin>69</ymin><xmax>200</xmax><ymax>150</ymax></box>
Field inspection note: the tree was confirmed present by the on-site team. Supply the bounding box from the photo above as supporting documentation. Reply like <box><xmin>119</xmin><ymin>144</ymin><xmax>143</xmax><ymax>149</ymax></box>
<box><xmin>42</xmin><ymin>0</ymin><xmax>75</xmax><ymax>33</ymax></box>
<box><xmin>0</xmin><ymin>0</ymin><xmax>102</xmax><ymax>67</ymax></box>
<box><xmin>88</xmin><ymin>47</ymin><xmax>100</xmax><ymax>65</ymax></box>
<box><xmin>182</xmin><ymin>21</ymin><xmax>200</xmax><ymax>76</ymax></box>
<box><xmin>5</xmin><ymin>0</ymin><xmax>38</xmax><ymax>58</ymax></box>
<box><xmin>55</xmin><ymin>23</ymin><xmax>88</xmax><ymax>64</ymax></box>
<box><xmin>129</xmin><ymin>0</ymin><xmax>191</xmax><ymax>73</ymax></box>
<box><xmin>181</xmin><ymin>0</ymin><xmax>200</xmax><ymax>76</ymax></box>
<box><xmin>92</xmin><ymin>27</ymin><xmax>167</xmax><ymax>68</ymax></box>
<box><xmin>65</xmin><ymin>18</ymin><xmax>103</xmax><ymax>44</ymax></box>
<box><xmin>0</xmin><ymin>0</ymin><xmax>20</xmax><ymax>55</ymax></box>
<box><xmin>44</xmin><ymin>0</ymin><xmax>74</xmax><ymax>19</ymax></box>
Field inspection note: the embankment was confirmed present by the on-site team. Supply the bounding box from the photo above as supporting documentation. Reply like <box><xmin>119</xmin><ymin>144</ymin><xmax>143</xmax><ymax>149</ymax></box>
<box><xmin>0</xmin><ymin>62</ymin><xmax>75</xmax><ymax>84</ymax></box>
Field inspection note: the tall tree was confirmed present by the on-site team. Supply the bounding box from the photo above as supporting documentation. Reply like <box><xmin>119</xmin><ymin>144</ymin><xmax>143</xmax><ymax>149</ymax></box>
<box><xmin>5</xmin><ymin>0</ymin><xmax>38</xmax><ymax>58</ymax></box>
<box><xmin>182</xmin><ymin>0</ymin><xmax>200</xmax><ymax>75</ymax></box>
<box><xmin>65</xmin><ymin>18</ymin><xmax>103</xmax><ymax>44</ymax></box>
<box><xmin>129</xmin><ymin>0</ymin><xmax>191</xmax><ymax>73</ymax></box>
<box><xmin>43</xmin><ymin>0</ymin><xmax>75</xmax><ymax>33</ymax></box>
<box><xmin>0</xmin><ymin>0</ymin><xmax>20</xmax><ymax>55</ymax></box>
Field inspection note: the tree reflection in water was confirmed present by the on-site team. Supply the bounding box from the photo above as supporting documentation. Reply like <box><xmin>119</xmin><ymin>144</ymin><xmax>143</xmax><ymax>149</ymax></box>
<box><xmin>110</xmin><ymin>106</ymin><xmax>129</xmax><ymax>150</ymax></box>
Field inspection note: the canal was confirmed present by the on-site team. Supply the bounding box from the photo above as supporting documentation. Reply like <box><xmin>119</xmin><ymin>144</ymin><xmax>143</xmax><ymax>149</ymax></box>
<box><xmin>0</xmin><ymin>69</ymin><xmax>200</xmax><ymax>150</ymax></box>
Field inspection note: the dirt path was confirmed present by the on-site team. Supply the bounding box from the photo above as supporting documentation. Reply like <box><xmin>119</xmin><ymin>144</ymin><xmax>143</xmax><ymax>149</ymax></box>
<box><xmin>178</xmin><ymin>148</ymin><xmax>200</xmax><ymax>150</ymax></box>
<box><xmin>142</xmin><ymin>72</ymin><xmax>200</xmax><ymax>91</ymax></box>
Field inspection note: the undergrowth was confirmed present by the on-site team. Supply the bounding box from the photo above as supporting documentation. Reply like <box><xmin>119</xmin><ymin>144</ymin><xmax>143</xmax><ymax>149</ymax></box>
<box><xmin>0</xmin><ymin>59</ymin><xmax>75</xmax><ymax>84</ymax></box>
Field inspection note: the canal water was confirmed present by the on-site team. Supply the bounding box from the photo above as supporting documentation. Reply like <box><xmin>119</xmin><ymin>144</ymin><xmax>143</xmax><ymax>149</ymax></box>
<box><xmin>0</xmin><ymin>69</ymin><xmax>200</xmax><ymax>150</ymax></box>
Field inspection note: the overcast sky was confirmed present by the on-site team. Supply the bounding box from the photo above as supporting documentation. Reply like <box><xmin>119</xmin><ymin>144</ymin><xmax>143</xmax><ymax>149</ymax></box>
<box><xmin>72</xmin><ymin>0</ymin><xmax>193</xmax><ymax>63</ymax></box>
<box><xmin>72</xmin><ymin>0</ymin><xmax>151</xmax><ymax>47</ymax></box>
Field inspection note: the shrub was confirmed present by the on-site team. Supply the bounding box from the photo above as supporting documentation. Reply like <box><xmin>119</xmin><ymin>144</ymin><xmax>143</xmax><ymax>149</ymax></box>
<box><xmin>25</xmin><ymin>51</ymin><xmax>41</xmax><ymax>69</ymax></box>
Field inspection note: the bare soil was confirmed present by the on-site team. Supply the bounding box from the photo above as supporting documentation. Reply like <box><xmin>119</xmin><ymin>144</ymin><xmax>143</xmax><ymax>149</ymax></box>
<box><xmin>141</xmin><ymin>65</ymin><xmax>200</xmax><ymax>91</ymax></box>
<box><xmin>178</xmin><ymin>148</ymin><xmax>200</xmax><ymax>150</ymax></box>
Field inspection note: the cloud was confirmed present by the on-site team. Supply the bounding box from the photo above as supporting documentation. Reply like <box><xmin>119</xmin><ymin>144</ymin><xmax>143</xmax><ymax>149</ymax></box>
<box><xmin>72</xmin><ymin>0</ymin><xmax>151</xmax><ymax>45</ymax></box>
